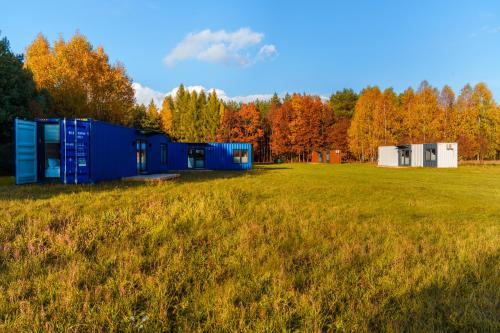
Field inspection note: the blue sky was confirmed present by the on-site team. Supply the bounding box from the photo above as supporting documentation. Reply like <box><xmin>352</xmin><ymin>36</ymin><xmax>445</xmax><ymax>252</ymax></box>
<box><xmin>2</xmin><ymin>0</ymin><xmax>500</xmax><ymax>104</ymax></box>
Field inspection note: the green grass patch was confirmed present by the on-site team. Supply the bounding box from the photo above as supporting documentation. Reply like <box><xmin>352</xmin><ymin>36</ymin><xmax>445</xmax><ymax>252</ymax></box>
<box><xmin>0</xmin><ymin>164</ymin><xmax>499</xmax><ymax>331</ymax></box>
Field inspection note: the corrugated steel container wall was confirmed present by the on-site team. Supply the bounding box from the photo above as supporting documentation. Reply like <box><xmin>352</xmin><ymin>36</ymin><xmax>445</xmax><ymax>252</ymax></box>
<box><xmin>90</xmin><ymin>121</ymin><xmax>137</xmax><ymax>182</ymax></box>
<box><xmin>378</xmin><ymin>146</ymin><xmax>398</xmax><ymax>167</ymax></box>
<box><xmin>60</xmin><ymin>119</ymin><xmax>92</xmax><ymax>184</ymax></box>
<box><xmin>205</xmin><ymin>143</ymin><xmax>252</xmax><ymax>170</ymax></box>
<box><xmin>166</xmin><ymin>143</ymin><xmax>189</xmax><ymax>169</ymax></box>
<box><xmin>146</xmin><ymin>134</ymin><xmax>171</xmax><ymax>174</ymax></box>
<box><xmin>437</xmin><ymin>142</ymin><xmax>458</xmax><ymax>168</ymax></box>
<box><xmin>410</xmin><ymin>144</ymin><xmax>423</xmax><ymax>167</ymax></box>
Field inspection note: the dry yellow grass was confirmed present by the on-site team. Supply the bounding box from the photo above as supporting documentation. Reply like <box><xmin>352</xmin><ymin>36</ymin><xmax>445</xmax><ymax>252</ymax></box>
<box><xmin>0</xmin><ymin>164</ymin><xmax>499</xmax><ymax>331</ymax></box>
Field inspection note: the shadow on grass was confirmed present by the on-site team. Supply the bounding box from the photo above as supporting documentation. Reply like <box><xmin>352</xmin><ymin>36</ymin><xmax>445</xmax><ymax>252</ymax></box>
<box><xmin>171</xmin><ymin>165</ymin><xmax>290</xmax><ymax>184</ymax></box>
<box><xmin>0</xmin><ymin>165</ymin><xmax>288</xmax><ymax>201</ymax></box>
<box><xmin>0</xmin><ymin>180</ymin><xmax>147</xmax><ymax>201</ymax></box>
<box><xmin>366</xmin><ymin>250</ymin><xmax>500</xmax><ymax>332</ymax></box>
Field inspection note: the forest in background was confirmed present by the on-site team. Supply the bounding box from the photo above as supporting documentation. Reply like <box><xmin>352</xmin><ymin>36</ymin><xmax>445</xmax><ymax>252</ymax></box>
<box><xmin>1</xmin><ymin>32</ymin><xmax>499</xmax><ymax>174</ymax></box>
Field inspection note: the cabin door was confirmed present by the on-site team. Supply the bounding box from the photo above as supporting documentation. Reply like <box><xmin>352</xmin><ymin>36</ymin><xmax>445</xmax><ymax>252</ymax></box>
<box><xmin>15</xmin><ymin>119</ymin><xmax>37</xmax><ymax>184</ymax></box>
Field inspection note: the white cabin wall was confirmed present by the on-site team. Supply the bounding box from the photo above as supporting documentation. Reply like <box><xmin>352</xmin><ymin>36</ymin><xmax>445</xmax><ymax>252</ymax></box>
<box><xmin>437</xmin><ymin>143</ymin><xmax>458</xmax><ymax>168</ymax></box>
<box><xmin>411</xmin><ymin>144</ymin><xmax>423</xmax><ymax>167</ymax></box>
<box><xmin>378</xmin><ymin>146</ymin><xmax>399</xmax><ymax>167</ymax></box>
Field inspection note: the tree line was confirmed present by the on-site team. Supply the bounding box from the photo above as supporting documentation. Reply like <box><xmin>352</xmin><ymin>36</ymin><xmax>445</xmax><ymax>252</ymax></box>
<box><xmin>1</xmin><ymin>31</ymin><xmax>499</xmax><ymax>175</ymax></box>
<box><xmin>349</xmin><ymin>82</ymin><xmax>500</xmax><ymax>161</ymax></box>
<box><xmin>142</xmin><ymin>81</ymin><xmax>500</xmax><ymax>162</ymax></box>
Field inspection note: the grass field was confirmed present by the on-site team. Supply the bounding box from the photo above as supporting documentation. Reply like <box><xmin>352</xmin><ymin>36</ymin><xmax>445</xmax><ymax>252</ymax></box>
<box><xmin>0</xmin><ymin>164</ymin><xmax>499</xmax><ymax>331</ymax></box>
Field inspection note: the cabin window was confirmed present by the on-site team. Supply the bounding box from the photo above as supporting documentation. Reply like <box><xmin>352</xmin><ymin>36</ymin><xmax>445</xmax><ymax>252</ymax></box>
<box><xmin>425</xmin><ymin>148</ymin><xmax>437</xmax><ymax>161</ymax></box>
<box><xmin>160</xmin><ymin>144</ymin><xmax>168</xmax><ymax>164</ymax></box>
<box><xmin>233</xmin><ymin>149</ymin><xmax>249</xmax><ymax>164</ymax></box>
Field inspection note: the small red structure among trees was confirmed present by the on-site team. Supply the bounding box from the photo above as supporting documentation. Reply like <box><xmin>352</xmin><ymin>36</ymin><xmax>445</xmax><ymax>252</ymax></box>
<box><xmin>311</xmin><ymin>150</ymin><xmax>342</xmax><ymax>164</ymax></box>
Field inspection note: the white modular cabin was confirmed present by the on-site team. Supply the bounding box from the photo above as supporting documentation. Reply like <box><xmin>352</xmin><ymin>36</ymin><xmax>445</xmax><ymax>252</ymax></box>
<box><xmin>378</xmin><ymin>143</ymin><xmax>458</xmax><ymax>168</ymax></box>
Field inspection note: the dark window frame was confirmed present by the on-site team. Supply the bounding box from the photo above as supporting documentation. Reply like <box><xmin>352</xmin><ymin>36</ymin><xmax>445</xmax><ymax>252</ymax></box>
<box><xmin>188</xmin><ymin>147</ymin><xmax>205</xmax><ymax>169</ymax></box>
<box><xmin>424</xmin><ymin>148</ymin><xmax>437</xmax><ymax>162</ymax></box>
<box><xmin>136</xmin><ymin>139</ymin><xmax>147</xmax><ymax>173</ymax></box>
<box><xmin>233</xmin><ymin>149</ymin><xmax>249</xmax><ymax>164</ymax></box>
<box><xmin>160</xmin><ymin>144</ymin><xmax>168</xmax><ymax>165</ymax></box>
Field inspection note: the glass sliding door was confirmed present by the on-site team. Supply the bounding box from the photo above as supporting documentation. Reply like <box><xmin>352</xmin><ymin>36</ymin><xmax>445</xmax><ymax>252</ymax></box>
<box><xmin>398</xmin><ymin>148</ymin><xmax>411</xmax><ymax>166</ymax></box>
<box><xmin>188</xmin><ymin>148</ymin><xmax>205</xmax><ymax>169</ymax></box>
<box><xmin>44</xmin><ymin>123</ymin><xmax>61</xmax><ymax>178</ymax></box>
<box><xmin>136</xmin><ymin>139</ymin><xmax>147</xmax><ymax>173</ymax></box>
<box><xmin>423</xmin><ymin>144</ymin><xmax>438</xmax><ymax>167</ymax></box>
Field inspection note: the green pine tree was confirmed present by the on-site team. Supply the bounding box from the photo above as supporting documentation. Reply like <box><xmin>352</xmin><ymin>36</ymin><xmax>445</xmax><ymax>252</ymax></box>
<box><xmin>196</xmin><ymin>90</ymin><xmax>207</xmax><ymax>141</ymax></box>
<box><xmin>205</xmin><ymin>90</ymin><xmax>221</xmax><ymax>142</ymax></box>
<box><xmin>186</xmin><ymin>90</ymin><xmax>198</xmax><ymax>141</ymax></box>
<box><xmin>329</xmin><ymin>88</ymin><xmax>358</xmax><ymax>118</ymax></box>
<box><xmin>141</xmin><ymin>99</ymin><xmax>161</xmax><ymax>130</ymax></box>
<box><xmin>174</xmin><ymin>84</ymin><xmax>189</xmax><ymax>141</ymax></box>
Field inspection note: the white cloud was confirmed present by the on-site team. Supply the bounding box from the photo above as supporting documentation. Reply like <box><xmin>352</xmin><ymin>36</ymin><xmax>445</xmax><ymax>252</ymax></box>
<box><xmin>257</xmin><ymin>44</ymin><xmax>278</xmax><ymax>60</ymax></box>
<box><xmin>134</xmin><ymin>83</ymin><xmax>330</xmax><ymax>108</ymax></box>
<box><xmin>132</xmin><ymin>82</ymin><xmax>167</xmax><ymax>107</ymax></box>
<box><xmin>165</xmin><ymin>85</ymin><xmax>227</xmax><ymax>100</ymax></box>
<box><xmin>133</xmin><ymin>83</ymin><xmax>277</xmax><ymax>107</ymax></box>
<box><xmin>228</xmin><ymin>93</ymin><xmax>275</xmax><ymax>103</ymax></box>
<box><xmin>164</xmin><ymin>28</ymin><xmax>277</xmax><ymax>67</ymax></box>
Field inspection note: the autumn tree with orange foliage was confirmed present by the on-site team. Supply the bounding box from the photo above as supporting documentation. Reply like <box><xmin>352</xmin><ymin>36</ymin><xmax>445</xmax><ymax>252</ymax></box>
<box><xmin>268</xmin><ymin>94</ymin><xmax>340</xmax><ymax>162</ymax></box>
<box><xmin>372</xmin><ymin>88</ymin><xmax>400</xmax><ymax>145</ymax></box>
<box><xmin>348</xmin><ymin>87</ymin><xmax>380</xmax><ymax>161</ymax></box>
<box><xmin>217</xmin><ymin>103</ymin><xmax>238</xmax><ymax>142</ymax></box>
<box><xmin>238</xmin><ymin>103</ymin><xmax>265</xmax><ymax>150</ymax></box>
<box><xmin>457</xmin><ymin>83</ymin><xmax>500</xmax><ymax>160</ymax></box>
<box><xmin>288</xmin><ymin>94</ymin><xmax>324</xmax><ymax>161</ymax></box>
<box><xmin>437</xmin><ymin>85</ymin><xmax>458</xmax><ymax>142</ymax></box>
<box><xmin>25</xmin><ymin>33</ymin><xmax>135</xmax><ymax>124</ymax></box>
<box><xmin>160</xmin><ymin>95</ymin><xmax>175</xmax><ymax>137</ymax></box>
<box><xmin>268</xmin><ymin>96</ymin><xmax>293</xmax><ymax>160</ymax></box>
<box><xmin>217</xmin><ymin>102</ymin><xmax>264</xmax><ymax>153</ymax></box>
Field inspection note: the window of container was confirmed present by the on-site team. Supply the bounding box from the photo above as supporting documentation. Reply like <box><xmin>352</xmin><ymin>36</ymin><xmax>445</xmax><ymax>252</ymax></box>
<box><xmin>425</xmin><ymin>148</ymin><xmax>436</xmax><ymax>161</ymax></box>
<box><xmin>160</xmin><ymin>144</ymin><xmax>168</xmax><ymax>164</ymax></box>
<box><xmin>233</xmin><ymin>149</ymin><xmax>249</xmax><ymax>164</ymax></box>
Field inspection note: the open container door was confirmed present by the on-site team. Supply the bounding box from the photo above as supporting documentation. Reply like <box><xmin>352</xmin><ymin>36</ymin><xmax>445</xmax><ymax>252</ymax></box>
<box><xmin>15</xmin><ymin>119</ymin><xmax>37</xmax><ymax>184</ymax></box>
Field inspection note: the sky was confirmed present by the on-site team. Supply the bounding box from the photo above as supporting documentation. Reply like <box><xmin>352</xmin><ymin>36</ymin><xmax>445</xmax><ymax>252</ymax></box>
<box><xmin>2</xmin><ymin>0</ymin><xmax>500</xmax><ymax>105</ymax></box>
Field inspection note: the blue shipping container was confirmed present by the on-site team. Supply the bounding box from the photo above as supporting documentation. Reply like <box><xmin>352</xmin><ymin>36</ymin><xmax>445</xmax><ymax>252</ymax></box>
<box><xmin>15</xmin><ymin>118</ymin><xmax>252</xmax><ymax>184</ymax></box>
<box><xmin>164</xmin><ymin>142</ymin><xmax>252</xmax><ymax>171</ymax></box>
<box><xmin>16</xmin><ymin>118</ymin><xmax>146</xmax><ymax>184</ymax></box>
